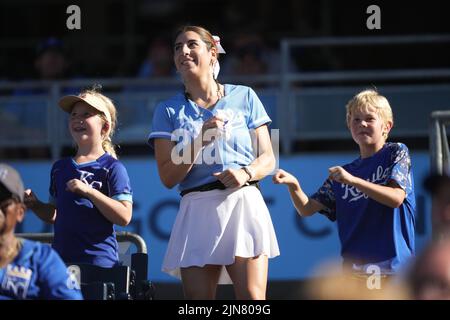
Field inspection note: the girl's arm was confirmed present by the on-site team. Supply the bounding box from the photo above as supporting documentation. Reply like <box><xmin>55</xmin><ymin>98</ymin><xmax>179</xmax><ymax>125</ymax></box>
<box><xmin>328</xmin><ymin>166</ymin><xmax>406</xmax><ymax>208</ymax></box>
<box><xmin>273</xmin><ymin>169</ymin><xmax>325</xmax><ymax>216</ymax></box>
<box><xmin>24</xmin><ymin>189</ymin><xmax>57</xmax><ymax>224</ymax></box>
<box><xmin>66</xmin><ymin>179</ymin><xmax>132</xmax><ymax>226</ymax></box>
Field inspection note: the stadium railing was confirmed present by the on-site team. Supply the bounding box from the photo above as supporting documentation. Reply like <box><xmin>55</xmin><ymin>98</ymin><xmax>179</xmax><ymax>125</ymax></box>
<box><xmin>2</xmin><ymin>34</ymin><xmax>450</xmax><ymax>158</ymax></box>
<box><xmin>429</xmin><ymin>110</ymin><xmax>450</xmax><ymax>174</ymax></box>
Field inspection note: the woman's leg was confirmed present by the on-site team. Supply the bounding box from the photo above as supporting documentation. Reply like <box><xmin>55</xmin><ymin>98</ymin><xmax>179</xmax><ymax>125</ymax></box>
<box><xmin>226</xmin><ymin>255</ymin><xmax>268</xmax><ymax>300</ymax></box>
<box><xmin>181</xmin><ymin>264</ymin><xmax>222</xmax><ymax>299</ymax></box>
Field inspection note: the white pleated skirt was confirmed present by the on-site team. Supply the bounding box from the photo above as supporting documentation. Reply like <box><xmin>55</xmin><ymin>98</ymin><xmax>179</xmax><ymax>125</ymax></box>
<box><xmin>162</xmin><ymin>185</ymin><xmax>280</xmax><ymax>284</ymax></box>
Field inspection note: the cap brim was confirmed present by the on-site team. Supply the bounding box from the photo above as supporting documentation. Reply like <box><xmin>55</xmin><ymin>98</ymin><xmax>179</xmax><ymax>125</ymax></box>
<box><xmin>58</xmin><ymin>95</ymin><xmax>83</xmax><ymax>113</ymax></box>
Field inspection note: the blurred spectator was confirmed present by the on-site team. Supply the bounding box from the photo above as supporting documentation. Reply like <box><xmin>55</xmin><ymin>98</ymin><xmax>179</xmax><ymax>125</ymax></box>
<box><xmin>220</xmin><ymin>34</ymin><xmax>280</xmax><ymax>126</ymax></box>
<box><xmin>405</xmin><ymin>172</ymin><xmax>450</xmax><ymax>300</ymax></box>
<box><xmin>306</xmin><ymin>261</ymin><xmax>408</xmax><ymax>300</ymax></box>
<box><xmin>0</xmin><ymin>37</ymin><xmax>79</xmax><ymax>157</ymax></box>
<box><xmin>223</xmin><ymin>34</ymin><xmax>269</xmax><ymax>76</ymax></box>
<box><xmin>0</xmin><ymin>163</ymin><xmax>83</xmax><ymax>299</ymax></box>
<box><xmin>222</xmin><ymin>33</ymin><xmax>298</xmax><ymax>77</ymax></box>
<box><xmin>117</xmin><ymin>38</ymin><xmax>180</xmax><ymax>142</ymax></box>
<box><xmin>34</xmin><ymin>37</ymin><xmax>70</xmax><ymax>80</ymax></box>
<box><xmin>409</xmin><ymin>239</ymin><xmax>450</xmax><ymax>300</ymax></box>
<box><xmin>424</xmin><ymin>172</ymin><xmax>450</xmax><ymax>240</ymax></box>
<box><xmin>137</xmin><ymin>37</ymin><xmax>176</xmax><ymax>79</ymax></box>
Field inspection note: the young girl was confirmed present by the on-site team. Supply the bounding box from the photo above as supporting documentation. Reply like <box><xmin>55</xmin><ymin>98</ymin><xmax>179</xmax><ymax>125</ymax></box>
<box><xmin>25</xmin><ymin>88</ymin><xmax>133</xmax><ymax>268</ymax></box>
<box><xmin>273</xmin><ymin>89</ymin><xmax>416</xmax><ymax>275</ymax></box>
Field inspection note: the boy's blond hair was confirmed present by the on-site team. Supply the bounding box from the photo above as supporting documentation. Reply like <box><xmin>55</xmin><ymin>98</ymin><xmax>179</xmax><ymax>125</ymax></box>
<box><xmin>346</xmin><ymin>89</ymin><xmax>394</xmax><ymax>130</ymax></box>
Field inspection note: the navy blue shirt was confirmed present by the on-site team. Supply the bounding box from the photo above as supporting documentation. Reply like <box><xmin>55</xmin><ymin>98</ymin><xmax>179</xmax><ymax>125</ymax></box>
<box><xmin>0</xmin><ymin>239</ymin><xmax>83</xmax><ymax>299</ymax></box>
<box><xmin>311</xmin><ymin>142</ymin><xmax>416</xmax><ymax>273</ymax></box>
<box><xmin>49</xmin><ymin>153</ymin><xmax>133</xmax><ymax>267</ymax></box>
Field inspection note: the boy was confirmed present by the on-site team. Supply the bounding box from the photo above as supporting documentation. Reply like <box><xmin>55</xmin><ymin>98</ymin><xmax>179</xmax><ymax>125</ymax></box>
<box><xmin>273</xmin><ymin>89</ymin><xmax>416</xmax><ymax>275</ymax></box>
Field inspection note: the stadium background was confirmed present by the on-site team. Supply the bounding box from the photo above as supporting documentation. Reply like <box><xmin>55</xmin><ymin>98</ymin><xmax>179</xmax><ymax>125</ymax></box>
<box><xmin>1</xmin><ymin>0</ymin><xmax>449</xmax><ymax>299</ymax></box>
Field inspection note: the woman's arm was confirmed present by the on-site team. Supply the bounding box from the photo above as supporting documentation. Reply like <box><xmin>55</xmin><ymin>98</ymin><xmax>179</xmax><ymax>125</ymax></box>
<box><xmin>213</xmin><ymin>125</ymin><xmax>276</xmax><ymax>188</ymax></box>
<box><xmin>154</xmin><ymin>137</ymin><xmax>201</xmax><ymax>189</ymax></box>
<box><xmin>247</xmin><ymin>124</ymin><xmax>276</xmax><ymax>180</ymax></box>
<box><xmin>154</xmin><ymin>115</ymin><xmax>227</xmax><ymax>189</ymax></box>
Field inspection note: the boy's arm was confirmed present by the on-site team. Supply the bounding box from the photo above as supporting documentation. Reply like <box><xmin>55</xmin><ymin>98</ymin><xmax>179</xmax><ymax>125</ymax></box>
<box><xmin>24</xmin><ymin>189</ymin><xmax>56</xmax><ymax>224</ymax></box>
<box><xmin>287</xmin><ymin>182</ymin><xmax>327</xmax><ymax>216</ymax></box>
<box><xmin>349</xmin><ymin>178</ymin><xmax>405</xmax><ymax>208</ymax></box>
<box><xmin>329</xmin><ymin>166</ymin><xmax>406</xmax><ymax>208</ymax></box>
<box><xmin>273</xmin><ymin>169</ymin><xmax>326</xmax><ymax>216</ymax></box>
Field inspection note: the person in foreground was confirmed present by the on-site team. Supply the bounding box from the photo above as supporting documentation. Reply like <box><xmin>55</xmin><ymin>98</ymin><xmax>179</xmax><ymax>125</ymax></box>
<box><xmin>0</xmin><ymin>163</ymin><xmax>83</xmax><ymax>299</ymax></box>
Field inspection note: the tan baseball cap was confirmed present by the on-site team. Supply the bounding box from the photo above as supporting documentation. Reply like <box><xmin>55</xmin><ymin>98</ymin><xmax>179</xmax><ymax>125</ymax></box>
<box><xmin>58</xmin><ymin>92</ymin><xmax>112</xmax><ymax>126</ymax></box>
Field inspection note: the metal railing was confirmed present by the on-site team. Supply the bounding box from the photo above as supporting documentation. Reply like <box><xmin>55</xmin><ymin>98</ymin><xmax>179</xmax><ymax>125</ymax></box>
<box><xmin>280</xmin><ymin>34</ymin><xmax>450</xmax><ymax>153</ymax></box>
<box><xmin>2</xmin><ymin>34</ymin><xmax>450</xmax><ymax>157</ymax></box>
<box><xmin>17</xmin><ymin>231</ymin><xmax>148</xmax><ymax>254</ymax></box>
<box><xmin>430</xmin><ymin>110</ymin><xmax>450</xmax><ymax>174</ymax></box>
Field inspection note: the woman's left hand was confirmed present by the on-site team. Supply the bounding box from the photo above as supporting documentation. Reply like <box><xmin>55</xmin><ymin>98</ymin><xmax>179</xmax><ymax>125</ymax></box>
<box><xmin>213</xmin><ymin>168</ymin><xmax>249</xmax><ymax>188</ymax></box>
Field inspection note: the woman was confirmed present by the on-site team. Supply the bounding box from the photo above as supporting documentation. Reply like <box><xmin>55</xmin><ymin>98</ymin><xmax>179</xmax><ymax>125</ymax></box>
<box><xmin>148</xmin><ymin>26</ymin><xmax>279</xmax><ymax>299</ymax></box>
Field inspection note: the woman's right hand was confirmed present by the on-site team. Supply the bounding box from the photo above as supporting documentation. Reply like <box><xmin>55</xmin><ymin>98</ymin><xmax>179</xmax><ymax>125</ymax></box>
<box><xmin>272</xmin><ymin>169</ymin><xmax>299</xmax><ymax>188</ymax></box>
<box><xmin>200</xmin><ymin>116</ymin><xmax>226</xmax><ymax>146</ymax></box>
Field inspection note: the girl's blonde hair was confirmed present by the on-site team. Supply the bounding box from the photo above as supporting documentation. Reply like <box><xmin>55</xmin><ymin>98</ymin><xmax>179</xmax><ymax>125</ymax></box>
<box><xmin>81</xmin><ymin>89</ymin><xmax>118</xmax><ymax>159</ymax></box>
<box><xmin>346</xmin><ymin>89</ymin><xmax>394</xmax><ymax>133</ymax></box>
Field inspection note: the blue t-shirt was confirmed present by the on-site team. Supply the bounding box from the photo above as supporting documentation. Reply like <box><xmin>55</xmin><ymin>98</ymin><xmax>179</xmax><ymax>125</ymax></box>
<box><xmin>49</xmin><ymin>153</ymin><xmax>133</xmax><ymax>267</ymax></box>
<box><xmin>311</xmin><ymin>142</ymin><xmax>416</xmax><ymax>273</ymax></box>
<box><xmin>0</xmin><ymin>239</ymin><xmax>83</xmax><ymax>300</ymax></box>
<box><xmin>148</xmin><ymin>84</ymin><xmax>271</xmax><ymax>191</ymax></box>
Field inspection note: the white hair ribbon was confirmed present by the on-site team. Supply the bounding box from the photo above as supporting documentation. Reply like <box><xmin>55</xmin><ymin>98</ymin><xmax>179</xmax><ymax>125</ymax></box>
<box><xmin>212</xmin><ymin>35</ymin><xmax>226</xmax><ymax>79</ymax></box>
<box><xmin>213</xmin><ymin>35</ymin><xmax>226</xmax><ymax>54</ymax></box>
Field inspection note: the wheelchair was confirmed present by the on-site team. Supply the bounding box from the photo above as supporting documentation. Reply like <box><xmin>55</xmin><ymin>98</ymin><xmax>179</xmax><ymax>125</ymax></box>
<box><xmin>17</xmin><ymin>231</ymin><xmax>155</xmax><ymax>300</ymax></box>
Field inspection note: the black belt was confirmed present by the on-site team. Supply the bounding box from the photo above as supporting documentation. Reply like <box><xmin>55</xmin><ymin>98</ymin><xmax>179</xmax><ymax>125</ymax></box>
<box><xmin>180</xmin><ymin>180</ymin><xmax>260</xmax><ymax>197</ymax></box>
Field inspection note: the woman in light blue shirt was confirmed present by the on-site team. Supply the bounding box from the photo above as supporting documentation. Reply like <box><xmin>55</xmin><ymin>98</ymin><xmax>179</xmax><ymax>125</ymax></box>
<box><xmin>148</xmin><ymin>25</ymin><xmax>279</xmax><ymax>300</ymax></box>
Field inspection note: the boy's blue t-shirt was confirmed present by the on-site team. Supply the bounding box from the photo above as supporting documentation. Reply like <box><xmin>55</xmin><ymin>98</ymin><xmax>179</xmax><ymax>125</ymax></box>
<box><xmin>0</xmin><ymin>239</ymin><xmax>83</xmax><ymax>300</ymax></box>
<box><xmin>311</xmin><ymin>142</ymin><xmax>416</xmax><ymax>273</ymax></box>
<box><xmin>148</xmin><ymin>84</ymin><xmax>271</xmax><ymax>191</ymax></box>
<box><xmin>49</xmin><ymin>153</ymin><xmax>133</xmax><ymax>268</ymax></box>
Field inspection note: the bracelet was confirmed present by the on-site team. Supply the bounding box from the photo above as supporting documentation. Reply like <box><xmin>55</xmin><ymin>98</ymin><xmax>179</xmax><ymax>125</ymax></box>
<box><xmin>242</xmin><ymin>166</ymin><xmax>255</xmax><ymax>181</ymax></box>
